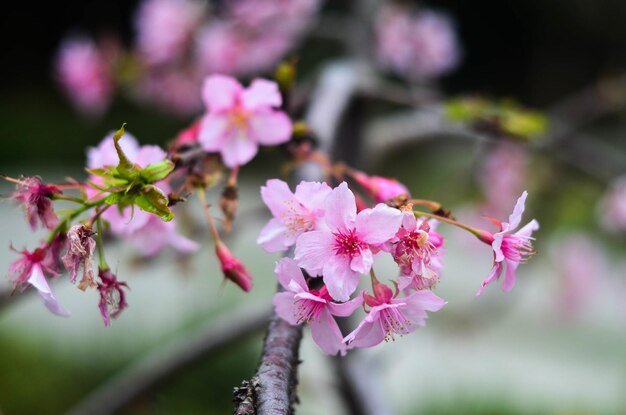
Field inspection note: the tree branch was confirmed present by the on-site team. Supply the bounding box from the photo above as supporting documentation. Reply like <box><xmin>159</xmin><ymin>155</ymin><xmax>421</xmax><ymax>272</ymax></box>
<box><xmin>66</xmin><ymin>304</ymin><xmax>271</xmax><ymax>415</ymax></box>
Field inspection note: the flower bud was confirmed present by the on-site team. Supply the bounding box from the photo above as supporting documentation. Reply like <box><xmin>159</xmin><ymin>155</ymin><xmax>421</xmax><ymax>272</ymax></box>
<box><xmin>215</xmin><ymin>241</ymin><xmax>252</xmax><ymax>292</ymax></box>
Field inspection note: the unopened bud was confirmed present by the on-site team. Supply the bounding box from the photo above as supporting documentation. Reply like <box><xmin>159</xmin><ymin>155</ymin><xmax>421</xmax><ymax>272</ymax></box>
<box><xmin>215</xmin><ymin>242</ymin><xmax>253</xmax><ymax>292</ymax></box>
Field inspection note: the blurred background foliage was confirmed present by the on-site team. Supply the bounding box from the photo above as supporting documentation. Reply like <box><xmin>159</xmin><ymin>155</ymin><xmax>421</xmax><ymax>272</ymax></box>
<box><xmin>1</xmin><ymin>1</ymin><xmax>625</xmax><ymax>414</ymax></box>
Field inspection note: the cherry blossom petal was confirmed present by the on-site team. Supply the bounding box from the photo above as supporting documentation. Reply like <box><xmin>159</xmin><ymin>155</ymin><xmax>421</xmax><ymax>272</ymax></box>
<box><xmin>516</xmin><ymin>219</ymin><xmax>540</xmax><ymax>238</ymax></box>
<box><xmin>260</xmin><ymin>179</ymin><xmax>296</xmax><ymax>218</ymax></box>
<box><xmin>257</xmin><ymin>218</ymin><xmax>292</xmax><ymax>252</ymax></box>
<box><xmin>220</xmin><ymin>129</ymin><xmax>259</xmax><ymax>167</ymax></box>
<box><xmin>198</xmin><ymin>113</ymin><xmax>231</xmax><ymax>152</ymax></box>
<box><xmin>273</xmin><ymin>291</ymin><xmax>299</xmax><ymax>325</ymax></box>
<box><xmin>350</xmin><ymin>249</ymin><xmax>373</xmax><ymax>274</ymax></box>
<box><xmin>401</xmin><ymin>290</ymin><xmax>446</xmax><ymax>326</ymax></box>
<box><xmin>491</xmin><ymin>231</ymin><xmax>506</xmax><ymax>263</ymax></box>
<box><xmin>167</xmin><ymin>233</ymin><xmax>200</xmax><ymax>254</ymax></box>
<box><xmin>294</xmin><ymin>230</ymin><xmax>334</xmax><ymax>276</ymax></box>
<box><xmin>202</xmin><ymin>74</ymin><xmax>242</xmax><ymax>112</ymax></box>
<box><xmin>310</xmin><ymin>307</ymin><xmax>346</xmax><ymax>355</ymax></box>
<box><xmin>241</xmin><ymin>78</ymin><xmax>282</xmax><ymax>109</ymax></box>
<box><xmin>135</xmin><ymin>145</ymin><xmax>167</xmax><ymax>167</ymax></box>
<box><xmin>502</xmin><ymin>258</ymin><xmax>519</xmax><ymax>292</ymax></box>
<box><xmin>507</xmin><ymin>191</ymin><xmax>528</xmax><ymax>231</ymax></box>
<box><xmin>324</xmin><ymin>182</ymin><xmax>356</xmax><ymax>231</ymax></box>
<box><xmin>275</xmin><ymin>257</ymin><xmax>307</xmax><ymax>292</ymax></box>
<box><xmin>327</xmin><ymin>293</ymin><xmax>363</xmax><ymax>317</ymax></box>
<box><xmin>323</xmin><ymin>256</ymin><xmax>361</xmax><ymax>302</ymax></box>
<box><xmin>27</xmin><ymin>265</ymin><xmax>70</xmax><ymax>317</ymax></box>
<box><xmin>344</xmin><ymin>310</ymin><xmax>385</xmax><ymax>348</ymax></box>
<box><xmin>294</xmin><ymin>181</ymin><xmax>332</xmax><ymax>212</ymax></box>
<box><xmin>476</xmin><ymin>261</ymin><xmax>503</xmax><ymax>296</ymax></box>
<box><xmin>248</xmin><ymin>110</ymin><xmax>293</xmax><ymax>146</ymax></box>
<box><xmin>356</xmin><ymin>203</ymin><xmax>402</xmax><ymax>245</ymax></box>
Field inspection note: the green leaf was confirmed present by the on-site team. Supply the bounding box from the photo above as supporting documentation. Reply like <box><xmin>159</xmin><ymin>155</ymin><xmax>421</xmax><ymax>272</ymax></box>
<box><xmin>112</xmin><ymin>123</ymin><xmax>137</xmax><ymax>178</ymax></box>
<box><xmin>140</xmin><ymin>160</ymin><xmax>175</xmax><ymax>183</ymax></box>
<box><xmin>135</xmin><ymin>185</ymin><xmax>174</xmax><ymax>222</ymax></box>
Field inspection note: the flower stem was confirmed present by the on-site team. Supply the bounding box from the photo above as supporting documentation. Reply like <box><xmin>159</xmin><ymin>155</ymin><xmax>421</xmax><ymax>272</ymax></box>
<box><xmin>196</xmin><ymin>186</ymin><xmax>220</xmax><ymax>243</ymax></box>
<box><xmin>96</xmin><ymin>218</ymin><xmax>108</xmax><ymax>270</ymax></box>
<box><xmin>46</xmin><ymin>197</ymin><xmax>109</xmax><ymax>244</ymax></box>
<box><xmin>413</xmin><ymin>210</ymin><xmax>481</xmax><ymax>237</ymax></box>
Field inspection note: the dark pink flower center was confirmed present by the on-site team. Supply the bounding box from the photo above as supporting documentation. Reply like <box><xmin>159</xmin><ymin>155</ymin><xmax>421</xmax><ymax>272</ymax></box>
<box><xmin>332</xmin><ymin>229</ymin><xmax>367</xmax><ymax>258</ymax></box>
<box><xmin>294</xmin><ymin>297</ymin><xmax>326</xmax><ymax>324</ymax></box>
<box><xmin>501</xmin><ymin>234</ymin><xmax>535</xmax><ymax>263</ymax></box>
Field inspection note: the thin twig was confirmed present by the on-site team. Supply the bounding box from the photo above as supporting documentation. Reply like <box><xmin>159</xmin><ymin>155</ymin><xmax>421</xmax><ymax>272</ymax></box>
<box><xmin>66</xmin><ymin>305</ymin><xmax>271</xmax><ymax>415</ymax></box>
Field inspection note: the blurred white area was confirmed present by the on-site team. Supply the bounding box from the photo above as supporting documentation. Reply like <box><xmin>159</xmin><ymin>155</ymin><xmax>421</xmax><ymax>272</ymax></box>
<box><xmin>1</xmin><ymin>167</ymin><xmax>625</xmax><ymax>414</ymax></box>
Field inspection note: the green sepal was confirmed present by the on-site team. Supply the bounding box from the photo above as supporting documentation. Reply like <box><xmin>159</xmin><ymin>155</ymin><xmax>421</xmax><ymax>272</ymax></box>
<box><xmin>112</xmin><ymin>123</ymin><xmax>139</xmax><ymax>178</ymax></box>
<box><xmin>139</xmin><ymin>160</ymin><xmax>175</xmax><ymax>183</ymax></box>
<box><xmin>135</xmin><ymin>185</ymin><xmax>174</xmax><ymax>222</ymax></box>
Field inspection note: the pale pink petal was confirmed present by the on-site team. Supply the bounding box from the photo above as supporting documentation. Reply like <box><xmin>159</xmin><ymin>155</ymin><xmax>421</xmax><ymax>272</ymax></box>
<box><xmin>310</xmin><ymin>307</ymin><xmax>346</xmax><ymax>355</ymax></box>
<box><xmin>248</xmin><ymin>110</ymin><xmax>293</xmax><ymax>146</ymax></box>
<box><xmin>198</xmin><ymin>113</ymin><xmax>231</xmax><ymax>152</ymax></box>
<box><xmin>202</xmin><ymin>74</ymin><xmax>242</xmax><ymax>112</ymax></box>
<box><xmin>135</xmin><ymin>145</ymin><xmax>167</xmax><ymax>167</ymax></box>
<box><xmin>344</xmin><ymin>310</ymin><xmax>385</xmax><ymax>348</ymax></box>
<box><xmin>356</xmin><ymin>203</ymin><xmax>403</xmax><ymax>245</ymax></box>
<box><xmin>273</xmin><ymin>291</ymin><xmax>299</xmax><ymax>325</ymax></box>
<box><xmin>507</xmin><ymin>191</ymin><xmax>528</xmax><ymax>231</ymax></box>
<box><xmin>327</xmin><ymin>293</ymin><xmax>363</xmax><ymax>317</ymax></box>
<box><xmin>515</xmin><ymin>219</ymin><xmax>540</xmax><ymax>238</ymax></box>
<box><xmin>294</xmin><ymin>291</ymin><xmax>327</xmax><ymax>303</ymax></box>
<box><xmin>241</xmin><ymin>78</ymin><xmax>282</xmax><ymax>109</ymax></box>
<box><xmin>294</xmin><ymin>230</ymin><xmax>334</xmax><ymax>276</ymax></box>
<box><xmin>492</xmin><ymin>231</ymin><xmax>506</xmax><ymax>263</ymax></box>
<box><xmin>27</xmin><ymin>265</ymin><xmax>70</xmax><ymax>317</ymax></box>
<box><xmin>257</xmin><ymin>218</ymin><xmax>292</xmax><ymax>252</ymax></box>
<box><xmin>260</xmin><ymin>179</ymin><xmax>296</xmax><ymax>218</ymax></box>
<box><xmin>220</xmin><ymin>129</ymin><xmax>259</xmax><ymax>167</ymax></box>
<box><xmin>502</xmin><ymin>258</ymin><xmax>519</xmax><ymax>292</ymax></box>
<box><xmin>324</xmin><ymin>182</ymin><xmax>356</xmax><ymax>231</ymax></box>
<box><xmin>275</xmin><ymin>257</ymin><xmax>307</xmax><ymax>292</ymax></box>
<box><xmin>294</xmin><ymin>181</ymin><xmax>332</xmax><ymax>212</ymax></box>
<box><xmin>323</xmin><ymin>255</ymin><xmax>361</xmax><ymax>302</ymax></box>
<box><xmin>476</xmin><ymin>261</ymin><xmax>503</xmax><ymax>296</ymax></box>
<box><xmin>350</xmin><ymin>248</ymin><xmax>373</xmax><ymax>274</ymax></box>
<box><xmin>168</xmin><ymin>233</ymin><xmax>200</xmax><ymax>254</ymax></box>
<box><xmin>401</xmin><ymin>290</ymin><xmax>446</xmax><ymax>326</ymax></box>
<box><xmin>401</xmin><ymin>211</ymin><xmax>417</xmax><ymax>231</ymax></box>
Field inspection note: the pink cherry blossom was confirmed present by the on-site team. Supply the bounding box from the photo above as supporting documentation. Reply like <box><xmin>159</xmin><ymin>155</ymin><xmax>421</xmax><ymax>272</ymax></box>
<box><xmin>352</xmin><ymin>171</ymin><xmax>410</xmax><ymax>203</ymax></box>
<box><xmin>10</xmin><ymin>176</ymin><xmax>60</xmax><ymax>230</ymax></box>
<box><xmin>134</xmin><ymin>0</ymin><xmax>204</xmax><ymax>66</ymax></box>
<box><xmin>272</xmin><ymin>258</ymin><xmax>362</xmax><ymax>355</ymax></box>
<box><xmin>476</xmin><ymin>191</ymin><xmax>540</xmax><ymax>295</ymax></box>
<box><xmin>215</xmin><ymin>241</ymin><xmax>253</xmax><ymax>292</ymax></box>
<box><xmin>197</xmin><ymin>75</ymin><xmax>292</xmax><ymax>167</ymax></box>
<box><xmin>97</xmin><ymin>268</ymin><xmax>129</xmax><ymax>327</ymax></box>
<box><xmin>9</xmin><ymin>247</ymin><xmax>69</xmax><ymax>316</ymax></box>
<box><xmin>389</xmin><ymin>213</ymin><xmax>445</xmax><ymax>292</ymax></box>
<box><xmin>344</xmin><ymin>282</ymin><xmax>445</xmax><ymax>349</ymax></box>
<box><xmin>294</xmin><ymin>182</ymin><xmax>403</xmax><ymax>302</ymax></box>
<box><xmin>227</xmin><ymin>0</ymin><xmax>320</xmax><ymax>31</ymax></box>
<box><xmin>257</xmin><ymin>179</ymin><xmax>332</xmax><ymax>252</ymax></box>
<box><xmin>86</xmin><ymin>132</ymin><xmax>198</xmax><ymax>256</ymax></box>
<box><xmin>55</xmin><ymin>36</ymin><xmax>114</xmax><ymax>115</ymax></box>
<box><xmin>376</xmin><ymin>5</ymin><xmax>460</xmax><ymax>80</ymax></box>
<box><xmin>133</xmin><ymin>68</ymin><xmax>204</xmax><ymax>116</ymax></box>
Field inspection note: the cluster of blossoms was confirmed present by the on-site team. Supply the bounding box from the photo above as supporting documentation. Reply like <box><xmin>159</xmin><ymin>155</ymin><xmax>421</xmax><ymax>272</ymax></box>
<box><xmin>55</xmin><ymin>0</ymin><xmax>321</xmax><ymax>116</ymax></box>
<box><xmin>258</xmin><ymin>176</ymin><xmax>539</xmax><ymax>355</ymax></box>
<box><xmin>5</xmin><ymin>73</ymin><xmax>294</xmax><ymax>325</ymax></box>
<box><xmin>375</xmin><ymin>3</ymin><xmax>460</xmax><ymax>80</ymax></box>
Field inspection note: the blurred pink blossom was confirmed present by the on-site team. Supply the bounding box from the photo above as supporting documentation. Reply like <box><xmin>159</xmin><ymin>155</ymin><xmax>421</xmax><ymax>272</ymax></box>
<box><xmin>134</xmin><ymin>68</ymin><xmax>204</xmax><ymax>116</ymax></box>
<box><xmin>273</xmin><ymin>258</ymin><xmax>362</xmax><ymax>355</ymax></box>
<box><xmin>598</xmin><ymin>175</ymin><xmax>626</xmax><ymax>233</ymax></box>
<box><xmin>227</xmin><ymin>0</ymin><xmax>320</xmax><ymax>32</ymax></box>
<box><xmin>198</xmin><ymin>75</ymin><xmax>292</xmax><ymax>167</ymax></box>
<box><xmin>134</xmin><ymin>0</ymin><xmax>204</xmax><ymax>66</ymax></box>
<box><xmin>352</xmin><ymin>171</ymin><xmax>410</xmax><ymax>203</ymax></box>
<box><xmin>55</xmin><ymin>37</ymin><xmax>114</xmax><ymax>115</ymax></box>
<box><xmin>479</xmin><ymin>143</ymin><xmax>529</xmax><ymax>217</ymax></box>
<box><xmin>10</xmin><ymin>176</ymin><xmax>60</xmax><ymax>231</ymax></box>
<box><xmin>376</xmin><ymin>5</ymin><xmax>460</xmax><ymax>80</ymax></box>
